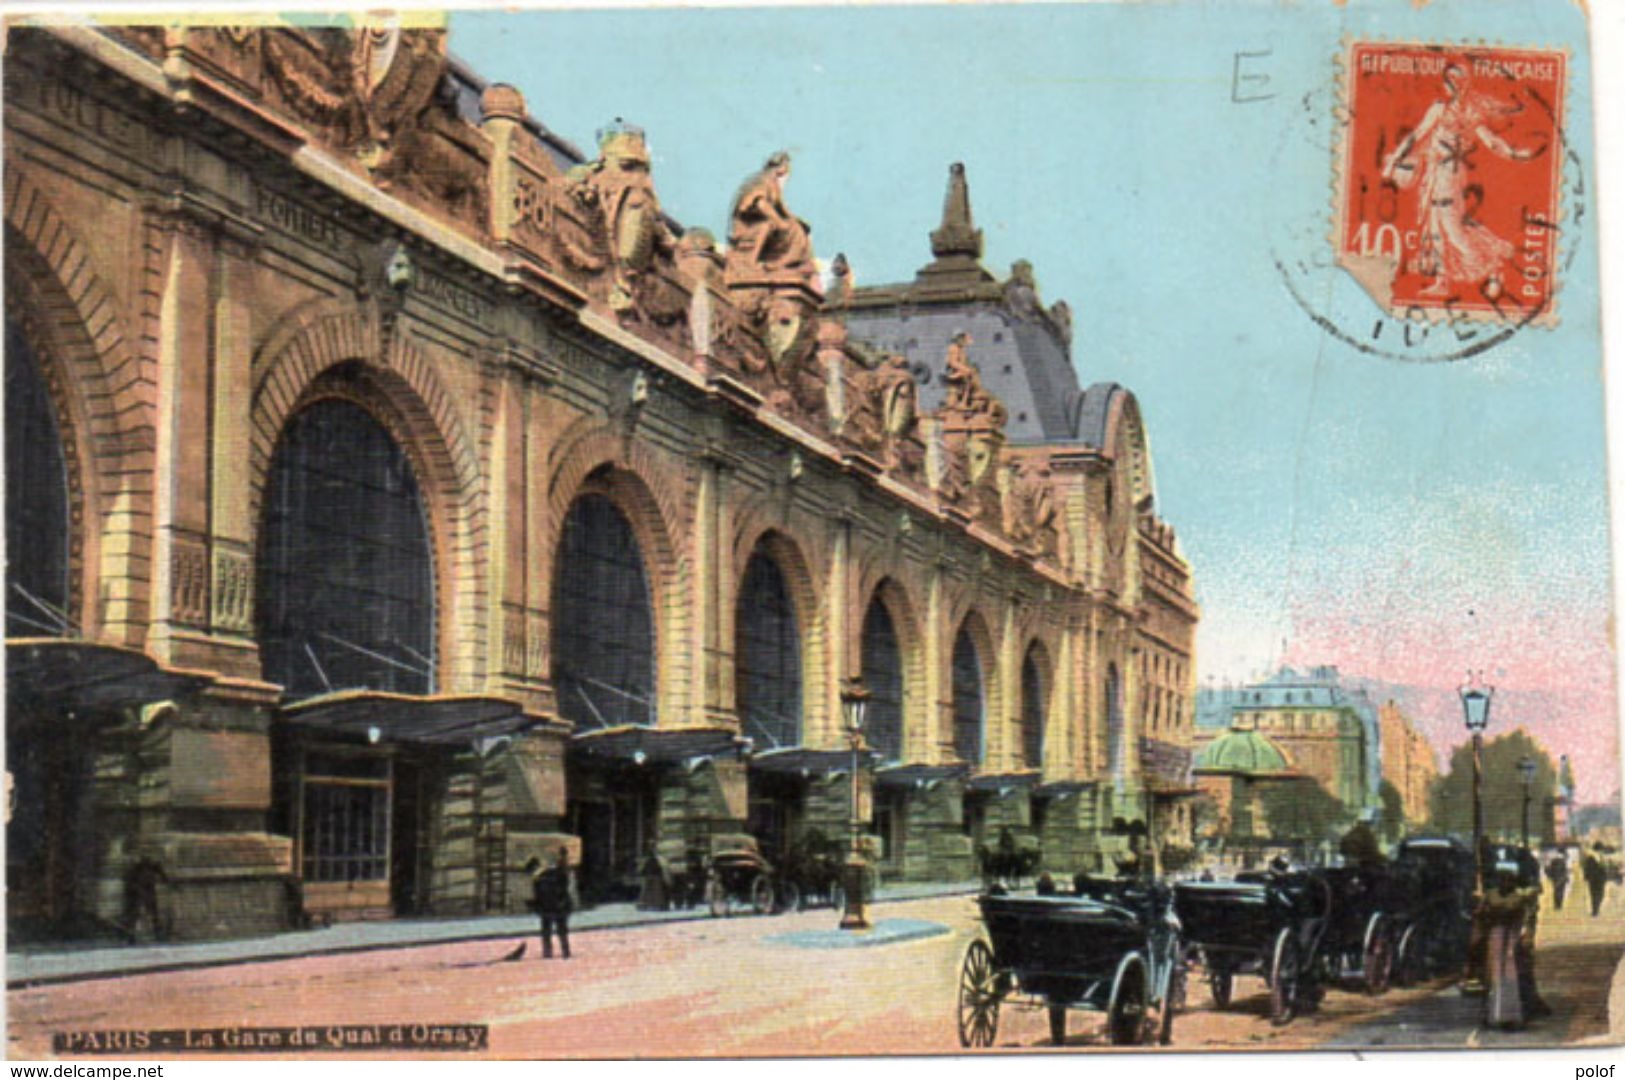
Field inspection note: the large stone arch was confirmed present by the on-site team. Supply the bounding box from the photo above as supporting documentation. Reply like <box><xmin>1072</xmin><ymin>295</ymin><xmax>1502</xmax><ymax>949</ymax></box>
<box><xmin>544</xmin><ymin>429</ymin><xmax>686</xmax><ymax>727</ymax></box>
<box><xmin>729</xmin><ymin>520</ymin><xmax>826</xmax><ymax>744</ymax></box>
<box><xmin>858</xmin><ymin>574</ymin><xmax>927</xmax><ymax>763</ymax></box>
<box><xmin>4</xmin><ymin>170</ymin><xmax>151</xmax><ymax>644</ymax></box>
<box><xmin>249</xmin><ymin>309</ymin><xmax>487</xmax><ymax>692</ymax></box>
<box><xmin>949</xmin><ymin>607</ymin><xmax>999</xmax><ymax>767</ymax></box>
<box><xmin>1017</xmin><ymin>636</ymin><xmax>1055</xmax><ymax>772</ymax></box>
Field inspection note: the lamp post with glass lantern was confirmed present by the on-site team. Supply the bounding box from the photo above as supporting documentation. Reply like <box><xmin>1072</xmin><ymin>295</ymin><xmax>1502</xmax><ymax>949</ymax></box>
<box><xmin>1459</xmin><ymin>676</ymin><xmax>1493</xmax><ymax>884</ymax></box>
<box><xmin>1518</xmin><ymin>756</ymin><xmax>1538</xmax><ymax>850</ymax></box>
<box><xmin>840</xmin><ymin>678</ymin><xmax>872</xmax><ymax>931</ymax></box>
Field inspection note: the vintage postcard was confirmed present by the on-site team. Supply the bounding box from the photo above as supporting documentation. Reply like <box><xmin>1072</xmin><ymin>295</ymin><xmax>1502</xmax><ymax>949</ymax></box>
<box><xmin>3</xmin><ymin>0</ymin><xmax>1622</xmax><ymax>1064</ymax></box>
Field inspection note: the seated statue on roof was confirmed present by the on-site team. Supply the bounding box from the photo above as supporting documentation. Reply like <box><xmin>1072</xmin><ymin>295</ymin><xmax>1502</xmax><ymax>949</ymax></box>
<box><xmin>726</xmin><ymin>151</ymin><xmax>817</xmax><ymax>285</ymax></box>
<box><xmin>941</xmin><ymin>331</ymin><xmax>1008</xmax><ymax>430</ymax></box>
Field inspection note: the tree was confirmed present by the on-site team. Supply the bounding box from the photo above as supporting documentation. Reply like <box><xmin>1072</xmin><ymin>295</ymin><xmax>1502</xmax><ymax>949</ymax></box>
<box><xmin>1427</xmin><ymin>730</ymin><xmax>1557</xmax><ymax>847</ymax></box>
<box><xmin>1378</xmin><ymin>779</ymin><xmax>1406</xmax><ymax>844</ymax></box>
<box><xmin>1256</xmin><ymin>777</ymin><xmax>1350</xmax><ymax>855</ymax></box>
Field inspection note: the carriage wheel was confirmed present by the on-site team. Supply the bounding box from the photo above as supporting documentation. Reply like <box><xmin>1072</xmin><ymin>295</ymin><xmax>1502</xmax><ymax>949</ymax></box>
<box><xmin>751</xmin><ymin>875</ymin><xmax>774</xmax><ymax>915</ymax></box>
<box><xmin>956</xmin><ymin>940</ymin><xmax>1002</xmax><ymax>1048</ymax></box>
<box><xmin>1156</xmin><ymin>953</ymin><xmax>1186</xmax><ymax>1046</ymax></box>
<box><xmin>707</xmin><ymin>877</ymin><xmax>727</xmax><ymax>918</ymax></box>
<box><xmin>1108</xmin><ymin>962</ymin><xmax>1148</xmax><ymax>1046</ymax></box>
<box><xmin>1364</xmin><ymin>916</ymin><xmax>1393</xmax><ymax>995</ymax></box>
<box><xmin>1209</xmin><ymin>968</ymin><xmax>1233</xmax><ymax>1010</ymax></box>
<box><xmin>778</xmin><ymin>880</ymin><xmax>801</xmax><ymax>914</ymax></box>
<box><xmin>1269</xmin><ymin>928</ymin><xmax>1301</xmax><ymax>1026</ymax></box>
<box><xmin>1048</xmin><ymin>1006</ymin><xmax>1067</xmax><ymax>1046</ymax></box>
<box><xmin>1392</xmin><ymin>923</ymin><xmax>1418</xmax><ymax>987</ymax></box>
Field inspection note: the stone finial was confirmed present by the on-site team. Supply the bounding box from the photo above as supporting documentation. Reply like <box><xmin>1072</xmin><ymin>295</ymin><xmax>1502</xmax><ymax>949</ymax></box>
<box><xmin>930</xmin><ymin>162</ymin><xmax>983</xmax><ymax>261</ymax></box>
<box><xmin>480</xmin><ymin>83</ymin><xmax>526</xmax><ymax>124</ymax></box>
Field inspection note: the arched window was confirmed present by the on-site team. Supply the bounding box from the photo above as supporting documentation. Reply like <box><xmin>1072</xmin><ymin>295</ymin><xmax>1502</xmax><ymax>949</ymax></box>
<box><xmin>951</xmin><ymin>627</ymin><xmax>984</xmax><ymax>765</ymax></box>
<box><xmin>861</xmin><ymin>597</ymin><xmax>904</xmax><ymax>763</ymax></box>
<box><xmin>5</xmin><ymin>320</ymin><xmax>69</xmax><ymax>637</ymax></box>
<box><xmin>736</xmin><ymin>550</ymin><xmax>801</xmax><ymax>749</ymax></box>
<box><xmin>1021</xmin><ymin>647</ymin><xmax>1046</xmax><ymax>769</ymax></box>
<box><xmin>1106</xmin><ymin>662</ymin><xmax>1125</xmax><ymax>780</ymax></box>
<box><xmin>553</xmin><ymin>491</ymin><xmax>655</xmax><ymax>729</ymax></box>
<box><xmin>258</xmin><ymin>399</ymin><xmax>434</xmax><ymax>698</ymax></box>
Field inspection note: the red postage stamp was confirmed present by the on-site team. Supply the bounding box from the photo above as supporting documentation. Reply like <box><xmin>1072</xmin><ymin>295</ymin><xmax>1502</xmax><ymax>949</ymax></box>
<box><xmin>1336</xmin><ymin>42</ymin><xmax>1567</xmax><ymax>325</ymax></box>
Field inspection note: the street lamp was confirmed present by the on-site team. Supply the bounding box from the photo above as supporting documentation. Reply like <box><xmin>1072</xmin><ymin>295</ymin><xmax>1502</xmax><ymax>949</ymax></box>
<box><xmin>840</xmin><ymin>678</ymin><xmax>872</xmax><ymax>931</ymax></box>
<box><xmin>1518</xmin><ymin>756</ymin><xmax>1538</xmax><ymax>849</ymax></box>
<box><xmin>1459</xmin><ymin>675</ymin><xmax>1493</xmax><ymax>884</ymax></box>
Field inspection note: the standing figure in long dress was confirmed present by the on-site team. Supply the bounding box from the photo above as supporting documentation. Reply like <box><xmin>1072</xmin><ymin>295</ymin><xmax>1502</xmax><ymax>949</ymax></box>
<box><xmin>1381</xmin><ymin>64</ymin><xmax>1545</xmax><ymax>297</ymax></box>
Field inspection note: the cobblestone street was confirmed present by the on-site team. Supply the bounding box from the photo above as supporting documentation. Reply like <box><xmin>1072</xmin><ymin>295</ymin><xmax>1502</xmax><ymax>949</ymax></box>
<box><xmin>9</xmin><ymin>891</ymin><xmax>1621</xmax><ymax>1059</ymax></box>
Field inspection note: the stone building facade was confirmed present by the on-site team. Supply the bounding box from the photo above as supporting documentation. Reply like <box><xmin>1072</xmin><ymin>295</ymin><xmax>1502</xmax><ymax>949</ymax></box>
<box><xmin>1195</xmin><ymin>667</ymin><xmax>1379</xmax><ymax>819</ymax></box>
<box><xmin>3</xmin><ymin>22</ymin><xmax>1196</xmax><ymax>943</ymax></box>
<box><xmin>1377</xmin><ymin>700</ymin><xmax>1437</xmax><ymax>828</ymax></box>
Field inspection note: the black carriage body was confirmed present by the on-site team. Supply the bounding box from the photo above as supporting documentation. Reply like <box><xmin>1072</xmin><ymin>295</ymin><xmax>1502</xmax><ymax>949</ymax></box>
<box><xmin>978</xmin><ymin>894</ymin><xmax>1147</xmax><ymax>1008</ymax></box>
<box><xmin>1173</xmin><ymin>878</ymin><xmax>1316</xmax><ymax>966</ymax></box>
<box><xmin>1318</xmin><ymin>866</ymin><xmax>1387</xmax><ymax>955</ymax></box>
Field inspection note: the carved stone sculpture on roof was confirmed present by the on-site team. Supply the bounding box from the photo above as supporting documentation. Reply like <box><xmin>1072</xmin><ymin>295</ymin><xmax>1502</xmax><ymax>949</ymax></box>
<box><xmin>562</xmin><ymin>121</ymin><xmax>683</xmax><ymax>322</ymax></box>
<box><xmin>726</xmin><ymin>151</ymin><xmax>818</xmax><ymax>288</ymax></box>
<box><xmin>825</xmin><ymin>253</ymin><xmax>854</xmax><ymax>307</ymax></box>
<box><xmin>1004</xmin><ymin>260</ymin><xmax>1075</xmax><ymax>348</ymax></box>
<box><xmin>940</xmin><ymin>331</ymin><xmax>1009</xmax><ymax>432</ymax></box>
<box><xmin>1007</xmin><ymin>459</ymin><xmax>1060</xmax><ymax>561</ymax></box>
<box><xmin>933</xmin><ymin>332</ymin><xmax>1008</xmax><ymax>526</ymax></box>
<box><xmin>719</xmin><ymin>152</ymin><xmax>827</xmax><ymax>418</ymax></box>
<box><xmin>842</xmin><ymin>351</ymin><xmax>923</xmax><ymax>477</ymax></box>
<box><xmin>252</xmin><ymin>26</ymin><xmax>488</xmax><ymax>231</ymax></box>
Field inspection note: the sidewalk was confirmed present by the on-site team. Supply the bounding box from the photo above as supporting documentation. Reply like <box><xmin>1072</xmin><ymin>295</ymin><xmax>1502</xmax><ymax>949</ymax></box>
<box><xmin>5</xmin><ymin>879</ymin><xmax>981</xmax><ymax>988</ymax></box>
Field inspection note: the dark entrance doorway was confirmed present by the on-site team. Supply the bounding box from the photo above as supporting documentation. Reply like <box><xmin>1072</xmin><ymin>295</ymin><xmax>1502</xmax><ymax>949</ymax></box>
<box><xmin>566</xmin><ymin>770</ymin><xmax>657</xmax><ymax>905</ymax></box>
<box><xmin>6</xmin><ymin>719</ymin><xmax>96</xmax><ymax>940</ymax></box>
<box><xmin>390</xmin><ymin>758</ymin><xmax>426</xmax><ymax>916</ymax></box>
<box><xmin>259</xmin><ymin>396</ymin><xmax>437</xmax><ymax>920</ymax></box>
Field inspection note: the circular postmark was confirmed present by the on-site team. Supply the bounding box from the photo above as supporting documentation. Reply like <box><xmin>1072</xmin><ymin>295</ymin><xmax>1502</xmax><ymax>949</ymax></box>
<box><xmin>1267</xmin><ymin>42</ymin><xmax>1586</xmax><ymax>364</ymax></box>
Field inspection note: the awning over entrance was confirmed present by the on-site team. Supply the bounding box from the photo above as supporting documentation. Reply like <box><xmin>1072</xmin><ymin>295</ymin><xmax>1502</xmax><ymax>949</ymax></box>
<box><xmin>965</xmin><ymin>771</ymin><xmax>1042</xmax><ymax>795</ymax></box>
<box><xmin>747</xmin><ymin>746</ymin><xmax>880</xmax><ymax>776</ymax></box>
<box><xmin>570</xmin><ymin>725</ymin><xmax>747</xmax><ymax>766</ymax></box>
<box><xmin>874</xmin><ymin>763</ymin><xmax>969</xmax><ymax>790</ymax></box>
<box><xmin>5</xmin><ymin>638</ymin><xmax>212</xmax><ymax>717</ymax></box>
<box><xmin>279</xmin><ymin>690</ymin><xmax>533</xmax><ymax>747</ymax></box>
<box><xmin>1034</xmin><ymin>780</ymin><xmax>1096</xmax><ymax>798</ymax></box>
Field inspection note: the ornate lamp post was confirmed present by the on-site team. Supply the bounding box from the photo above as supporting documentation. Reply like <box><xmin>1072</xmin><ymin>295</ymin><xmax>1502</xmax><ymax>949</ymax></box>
<box><xmin>1459</xmin><ymin>676</ymin><xmax>1493</xmax><ymax>883</ymax></box>
<box><xmin>1518</xmin><ymin>756</ymin><xmax>1538</xmax><ymax>849</ymax></box>
<box><xmin>840</xmin><ymin>678</ymin><xmax>872</xmax><ymax>931</ymax></box>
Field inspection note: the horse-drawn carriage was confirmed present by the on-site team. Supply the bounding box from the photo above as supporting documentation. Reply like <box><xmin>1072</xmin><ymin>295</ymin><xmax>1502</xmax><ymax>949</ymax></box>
<box><xmin>1316</xmin><ymin>864</ymin><xmax>1401</xmax><ymax>994</ymax></box>
<box><xmin>957</xmin><ymin>879</ymin><xmax>1184</xmax><ymax>1048</ymax></box>
<box><xmin>1386</xmin><ymin>837</ymin><xmax>1477</xmax><ymax>984</ymax></box>
<box><xmin>1173</xmin><ymin>871</ymin><xmax>1331</xmax><ymax>1025</ymax></box>
<box><xmin>776</xmin><ymin>828</ymin><xmax>846</xmax><ymax>911</ymax></box>
<box><xmin>699</xmin><ymin>835</ymin><xmax>780</xmax><ymax>916</ymax></box>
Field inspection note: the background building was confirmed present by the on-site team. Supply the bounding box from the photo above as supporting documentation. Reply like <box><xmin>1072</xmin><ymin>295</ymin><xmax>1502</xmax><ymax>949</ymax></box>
<box><xmin>1378</xmin><ymin>700</ymin><xmax>1438</xmax><ymax>828</ymax></box>
<box><xmin>3</xmin><ymin>22</ymin><xmax>1195</xmax><ymax>942</ymax></box>
<box><xmin>1196</xmin><ymin>666</ymin><xmax>1380</xmax><ymax>822</ymax></box>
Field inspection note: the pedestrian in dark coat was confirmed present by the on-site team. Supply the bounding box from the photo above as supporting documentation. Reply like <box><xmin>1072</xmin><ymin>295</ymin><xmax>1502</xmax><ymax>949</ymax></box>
<box><xmin>1582</xmin><ymin>845</ymin><xmax>1609</xmax><ymax>917</ymax></box>
<box><xmin>1545</xmin><ymin>852</ymin><xmax>1569</xmax><ymax>911</ymax></box>
<box><xmin>529</xmin><ymin>849</ymin><xmax>574</xmax><ymax>959</ymax></box>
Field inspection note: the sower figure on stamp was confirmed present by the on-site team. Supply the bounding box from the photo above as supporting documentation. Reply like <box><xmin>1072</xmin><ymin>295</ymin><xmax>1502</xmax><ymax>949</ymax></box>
<box><xmin>1381</xmin><ymin>63</ymin><xmax>1547</xmax><ymax>299</ymax></box>
<box><xmin>528</xmin><ymin>848</ymin><xmax>574</xmax><ymax>959</ymax></box>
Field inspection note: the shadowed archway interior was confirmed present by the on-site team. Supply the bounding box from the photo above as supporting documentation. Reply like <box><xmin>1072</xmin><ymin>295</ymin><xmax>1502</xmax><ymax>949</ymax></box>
<box><xmin>257</xmin><ymin>398</ymin><xmax>436</xmax><ymax>699</ymax></box>
<box><xmin>737</xmin><ymin>550</ymin><xmax>801</xmax><ymax>749</ymax></box>
<box><xmin>553</xmin><ymin>491</ymin><xmax>656</xmax><ymax>730</ymax></box>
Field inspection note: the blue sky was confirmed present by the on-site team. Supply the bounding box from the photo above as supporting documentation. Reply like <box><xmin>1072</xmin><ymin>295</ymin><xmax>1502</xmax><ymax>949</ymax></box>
<box><xmin>448</xmin><ymin>1</ymin><xmax>1616</xmax><ymax>796</ymax></box>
